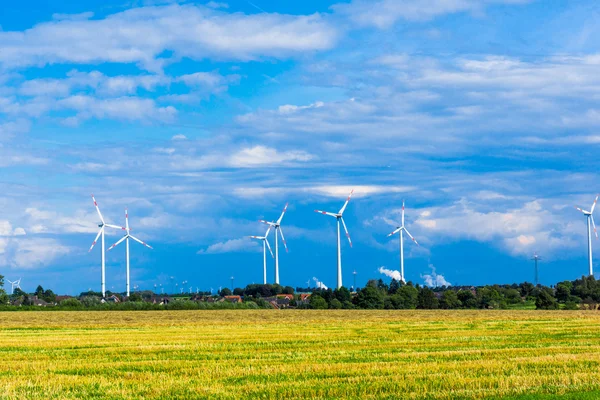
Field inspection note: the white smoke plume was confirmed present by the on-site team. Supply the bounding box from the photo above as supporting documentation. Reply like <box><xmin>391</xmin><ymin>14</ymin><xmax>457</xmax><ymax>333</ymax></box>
<box><xmin>378</xmin><ymin>266</ymin><xmax>402</xmax><ymax>281</ymax></box>
<box><xmin>421</xmin><ymin>265</ymin><xmax>451</xmax><ymax>287</ymax></box>
<box><xmin>312</xmin><ymin>277</ymin><xmax>328</xmax><ymax>290</ymax></box>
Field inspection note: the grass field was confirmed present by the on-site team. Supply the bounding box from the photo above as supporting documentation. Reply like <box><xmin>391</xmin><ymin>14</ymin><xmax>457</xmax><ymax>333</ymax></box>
<box><xmin>2</xmin><ymin>310</ymin><xmax>600</xmax><ymax>399</ymax></box>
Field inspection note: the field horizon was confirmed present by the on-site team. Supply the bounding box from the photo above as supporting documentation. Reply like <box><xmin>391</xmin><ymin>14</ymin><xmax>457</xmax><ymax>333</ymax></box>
<box><xmin>2</xmin><ymin>310</ymin><xmax>600</xmax><ymax>399</ymax></box>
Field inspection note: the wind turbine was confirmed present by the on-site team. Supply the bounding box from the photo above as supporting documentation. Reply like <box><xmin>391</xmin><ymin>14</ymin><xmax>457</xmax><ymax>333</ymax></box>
<box><xmin>314</xmin><ymin>190</ymin><xmax>354</xmax><ymax>289</ymax></box>
<box><xmin>107</xmin><ymin>208</ymin><xmax>153</xmax><ymax>297</ymax></box>
<box><xmin>576</xmin><ymin>194</ymin><xmax>599</xmax><ymax>276</ymax></box>
<box><xmin>532</xmin><ymin>252</ymin><xmax>542</xmax><ymax>286</ymax></box>
<box><xmin>260</xmin><ymin>203</ymin><xmax>289</xmax><ymax>285</ymax></box>
<box><xmin>7</xmin><ymin>278</ymin><xmax>21</xmax><ymax>295</ymax></box>
<box><xmin>89</xmin><ymin>194</ymin><xmax>126</xmax><ymax>298</ymax></box>
<box><xmin>249</xmin><ymin>225</ymin><xmax>274</xmax><ymax>284</ymax></box>
<box><xmin>387</xmin><ymin>201</ymin><xmax>419</xmax><ymax>284</ymax></box>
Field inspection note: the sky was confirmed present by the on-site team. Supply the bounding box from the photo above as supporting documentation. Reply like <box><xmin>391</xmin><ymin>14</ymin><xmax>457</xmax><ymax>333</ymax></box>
<box><xmin>2</xmin><ymin>0</ymin><xmax>600</xmax><ymax>295</ymax></box>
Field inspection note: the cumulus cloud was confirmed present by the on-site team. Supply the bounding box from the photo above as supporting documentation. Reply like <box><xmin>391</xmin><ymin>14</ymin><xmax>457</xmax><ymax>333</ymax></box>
<box><xmin>421</xmin><ymin>265</ymin><xmax>451</xmax><ymax>287</ymax></box>
<box><xmin>334</xmin><ymin>0</ymin><xmax>531</xmax><ymax>28</ymax></box>
<box><xmin>313</xmin><ymin>277</ymin><xmax>328</xmax><ymax>290</ymax></box>
<box><xmin>229</xmin><ymin>146</ymin><xmax>314</xmax><ymax>167</ymax></box>
<box><xmin>378</xmin><ymin>266</ymin><xmax>402</xmax><ymax>281</ymax></box>
<box><xmin>197</xmin><ymin>238</ymin><xmax>260</xmax><ymax>254</ymax></box>
<box><xmin>0</xmin><ymin>4</ymin><xmax>338</xmax><ymax>71</ymax></box>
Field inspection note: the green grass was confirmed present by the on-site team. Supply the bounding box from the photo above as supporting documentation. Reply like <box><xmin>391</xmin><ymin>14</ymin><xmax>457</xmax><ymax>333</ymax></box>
<box><xmin>1</xmin><ymin>310</ymin><xmax>600</xmax><ymax>399</ymax></box>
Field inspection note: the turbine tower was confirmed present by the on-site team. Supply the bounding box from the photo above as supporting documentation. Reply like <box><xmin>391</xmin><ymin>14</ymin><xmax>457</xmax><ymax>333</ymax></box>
<box><xmin>107</xmin><ymin>208</ymin><xmax>153</xmax><ymax>297</ymax></box>
<box><xmin>387</xmin><ymin>201</ymin><xmax>419</xmax><ymax>284</ymax></box>
<box><xmin>89</xmin><ymin>195</ymin><xmax>125</xmax><ymax>299</ymax></box>
<box><xmin>576</xmin><ymin>194</ymin><xmax>599</xmax><ymax>277</ymax></box>
<box><xmin>315</xmin><ymin>190</ymin><xmax>354</xmax><ymax>289</ymax></box>
<box><xmin>7</xmin><ymin>278</ymin><xmax>21</xmax><ymax>295</ymax></box>
<box><xmin>249</xmin><ymin>225</ymin><xmax>274</xmax><ymax>284</ymax></box>
<box><xmin>532</xmin><ymin>252</ymin><xmax>542</xmax><ymax>286</ymax></box>
<box><xmin>260</xmin><ymin>203</ymin><xmax>289</xmax><ymax>285</ymax></box>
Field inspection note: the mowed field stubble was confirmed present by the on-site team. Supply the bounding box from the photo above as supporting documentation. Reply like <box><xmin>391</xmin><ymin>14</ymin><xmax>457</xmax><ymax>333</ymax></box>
<box><xmin>2</xmin><ymin>311</ymin><xmax>600</xmax><ymax>399</ymax></box>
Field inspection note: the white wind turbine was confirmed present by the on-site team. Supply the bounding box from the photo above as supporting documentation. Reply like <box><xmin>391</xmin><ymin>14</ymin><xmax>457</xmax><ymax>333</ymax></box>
<box><xmin>260</xmin><ymin>203</ymin><xmax>289</xmax><ymax>285</ymax></box>
<box><xmin>314</xmin><ymin>190</ymin><xmax>354</xmax><ymax>289</ymax></box>
<box><xmin>89</xmin><ymin>195</ymin><xmax>126</xmax><ymax>298</ymax></box>
<box><xmin>107</xmin><ymin>208</ymin><xmax>153</xmax><ymax>297</ymax></box>
<box><xmin>7</xmin><ymin>278</ymin><xmax>21</xmax><ymax>295</ymax></box>
<box><xmin>249</xmin><ymin>225</ymin><xmax>274</xmax><ymax>284</ymax></box>
<box><xmin>387</xmin><ymin>201</ymin><xmax>419</xmax><ymax>284</ymax></box>
<box><xmin>576</xmin><ymin>194</ymin><xmax>599</xmax><ymax>276</ymax></box>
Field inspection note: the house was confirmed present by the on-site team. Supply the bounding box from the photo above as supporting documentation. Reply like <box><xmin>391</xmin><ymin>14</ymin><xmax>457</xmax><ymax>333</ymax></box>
<box><xmin>224</xmin><ymin>295</ymin><xmax>242</xmax><ymax>303</ymax></box>
<box><xmin>103</xmin><ymin>294</ymin><xmax>121</xmax><ymax>303</ymax></box>
<box><xmin>31</xmin><ymin>296</ymin><xmax>48</xmax><ymax>307</ymax></box>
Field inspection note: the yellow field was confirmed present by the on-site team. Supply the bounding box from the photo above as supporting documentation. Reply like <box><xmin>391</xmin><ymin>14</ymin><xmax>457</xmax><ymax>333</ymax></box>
<box><xmin>1</xmin><ymin>310</ymin><xmax>600</xmax><ymax>399</ymax></box>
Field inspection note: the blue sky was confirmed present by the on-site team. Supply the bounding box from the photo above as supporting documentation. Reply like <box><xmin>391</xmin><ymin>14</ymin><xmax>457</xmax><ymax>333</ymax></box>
<box><xmin>2</xmin><ymin>0</ymin><xmax>600</xmax><ymax>294</ymax></box>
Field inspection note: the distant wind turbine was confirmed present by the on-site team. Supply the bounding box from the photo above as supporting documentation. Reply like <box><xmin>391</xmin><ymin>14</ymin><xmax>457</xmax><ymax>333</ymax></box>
<box><xmin>576</xmin><ymin>194</ymin><xmax>599</xmax><ymax>276</ymax></box>
<box><xmin>107</xmin><ymin>208</ymin><xmax>153</xmax><ymax>297</ymax></box>
<box><xmin>387</xmin><ymin>201</ymin><xmax>419</xmax><ymax>283</ymax></box>
<box><xmin>532</xmin><ymin>252</ymin><xmax>542</xmax><ymax>286</ymax></box>
<box><xmin>260</xmin><ymin>203</ymin><xmax>289</xmax><ymax>285</ymax></box>
<box><xmin>7</xmin><ymin>278</ymin><xmax>21</xmax><ymax>295</ymax></box>
<box><xmin>249</xmin><ymin>225</ymin><xmax>274</xmax><ymax>284</ymax></box>
<box><xmin>315</xmin><ymin>190</ymin><xmax>354</xmax><ymax>289</ymax></box>
<box><xmin>88</xmin><ymin>195</ymin><xmax>126</xmax><ymax>298</ymax></box>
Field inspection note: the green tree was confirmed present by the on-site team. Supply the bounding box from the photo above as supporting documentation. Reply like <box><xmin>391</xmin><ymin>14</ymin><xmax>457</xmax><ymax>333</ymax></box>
<box><xmin>309</xmin><ymin>294</ymin><xmax>328</xmax><ymax>309</ymax></box>
<box><xmin>329</xmin><ymin>298</ymin><xmax>342</xmax><ymax>309</ymax></box>
<box><xmin>389</xmin><ymin>279</ymin><xmax>400</xmax><ymax>295</ymax></box>
<box><xmin>219</xmin><ymin>288</ymin><xmax>232</xmax><ymax>296</ymax></box>
<box><xmin>535</xmin><ymin>288</ymin><xmax>559</xmax><ymax>310</ymax></box>
<box><xmin>42</xmin><ymin>289</ymin><xmax>56</xmax><ymax>303</ymax></box>
<box><xmin>35</xmin><ymin>285</ymin><xmax>44</xmax><ymax>297</ymax></box>
<box><xmin>555</xmin><ymin>281</ymin><xmax>573</xmax><ymax>303</ymax></box>
<box><xmin>128</xmin><ymin>292</ymin><xmax>143</xmax><ymax>302</ymax></box>
<box><xmin>334</xmin><ymin>287</ymin><xmax>351</xmax><ymax>303</ymax></box>
<box><xmin>417</xmin><ymin>287</ymin><xmax>439</xmax><ymax>309</ymax></box>
<box><xmin>354</xmin><ymin>286</ymin><xmax>384</xmax><ymax>309</ymax></box>
<box><xmin>60</xmin><ymin>298</ymin><xmax>82</xmax><ymax>308</ymax></box>
<box><xmin>394</xmin><ymin>285</ymin><xmax>418</xmax><ymax>309</ymax></box>
<box><xmin>440</xmin><ymin>290</ymin><xmax>461</xmax><ymax>309</ymax></box>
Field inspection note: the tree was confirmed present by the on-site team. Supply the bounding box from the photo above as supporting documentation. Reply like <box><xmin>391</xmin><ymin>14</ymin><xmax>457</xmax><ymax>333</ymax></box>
<box><xmin>555</xmin><ymin>281</ymin><xmax>572</xmax><ymax>303</ymax></box>
<box><xmin>389</xmin><ymin>279</ymin><xmax>400</xmax><ymax>295</ymax></box>
<box><xmin>282</xmin><ymin>286</ymin><xmax>295</xmax><ymax>295</ymax></box>
<box><xmin>440</xmin><ymin>290</ymin><xmax>461</xmax><ymax>309</ymax></box>
<box><xmin>394</xmin><ymin>285</ymin><xmax>418</xmax><ymax>309</ymax></box>
<box><xmin>354</xmin><ymin>286</ymin><xmax>384</xmax><ymax>309</ymax></box>
<box><xmin>219</xmin><ymin>288</ymin><xmax>232</xmax><ymax>296</ymax></box>
<box><xmin>309</xmin><ymin>295</ymin><xmax>328</xmax><ymax>309</ymax></box>
<box><xmin>329</xmin><ymin>298</ymin><xmax>342</xmax><ymax>309</ymax></box>
<box><xmin>233</xmin><ymin>288</ymin><xmax>244</xmax><ymax>296</ymax></box>
<box><xmin>417</xmin><ymin>287</ymin><xmax>439</xmax><ymax>309</ymax></box>
<box><xmin>42</xmin><ymin>289</ymin><xmax>56</xmax><ymax>303</ymax></box>
<box><xmin>128</xmin><ymin>292</ymin><xmax>143</xmax><ymax>302</ymax></box>
<box><xmin>535</xmin><ymin>288</ymin><xmax>559</xmax><ymax>310</ymax></box>
<box><xmin>334</xmin><ymin>287</ymin><xmax>351</xmax><ymax>303</ymax></box>
<box><xmin>60</xmin><ymin>298</ymin><xmax>82</xmax><ymax>308</ymax></box>
<box><xmin>35</xmin><ymin>285</ymin><xmax>44</xmax><ymax>297</ymax></box>
<box><xmin>477</xmin><ymin>287</ymin><xmax>503</xmax><ymax>309</ymax></box>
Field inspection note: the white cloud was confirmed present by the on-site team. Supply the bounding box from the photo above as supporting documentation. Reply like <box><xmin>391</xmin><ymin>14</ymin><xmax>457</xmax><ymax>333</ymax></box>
<box><xmin>378</xmin><ymin>266</ymin><xmax>402</xmax><ymax>281</ymax></box>
<box><xmin>0</xmin><ymin>4</ymin><xmax>338</xmax><ymax>71</ymax></box>
<box><xmin>334</xmin><ymin>0</ymin><xmax>531</xmax><ymax>28</ymax></box>
<box><xmin>229</xmin><ymin>146</ymin><xmax>314</xmax><ymax>167</ymax></box>
<box><xmin>198</xmin><ymin>238</ymin><xmax>260</xmax><ymax>254</ymax></box>
<box><xmin>313</xmin><ymin>277</ymin><xmax>328</xmax><ymax>290</ymax></box>
<box><xmin>421</xmin><ymin>265</ymin><xmax>451</xmax><ymax>287</ymax></box>
<box><xmin>9</xmin><ymin>238</ymin><xmax>71</xmax><ymax>270</ymax></box>
<box><xmin>0</xmin><ymin>221</ymin><xmax>26</xmax><ymax>237</ymax></box>
<box><xmin>172</xmin><ymin>134</ymin><xmax>187</xmax><ymax>140</ymax></box>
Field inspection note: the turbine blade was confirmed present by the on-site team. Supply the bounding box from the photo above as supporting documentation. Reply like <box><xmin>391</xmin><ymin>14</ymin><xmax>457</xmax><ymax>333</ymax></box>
<box><xmin>259</xmin><ymin>220</ymin><xmax>276</xmax><ymax>226</ymax></box>
<box><xmin>402</xmin><ymin>200</ymin><xmax>405</xmax><ymax>226</ymax></box>
<box><xmin>265</xmin><ymin>238</ymin><xmax>274</xmax><ymax>258</ymax></box>
<box><xmin>91</xmin><ymin>194</ymin><xmax>105</xmax><ymax>224</ymax></box>
<box><xmin>130</xmin><ymin>235</ymin><xmax>153</xmax><ymax>249</ymax></box>
<box><xmin>338</xmin><ymin>189</ymin><xmax>354</xmax><ymax>215</ymax></box>
<box><xmin>105</xmin><ymin>224</ymin><xmax>127</xmax><ymax>231</ymax></box>
<box><xmin>387</xmin><ymin>227</ymin><xmax>402</xmax><ymax>237</ymax></box>
<box><xmin>404</xmin><ymin>228</ymin><xmax>419</xmax><ymax>246</ymax></box>
<box><xmin>576</xmin><ymin>206</ymin><xmax>589</xmax><ymax>214</ymax></box>
<box><xmin>592</xmin><ymin>216</ymin><xmax>598</xmax><ymax>239</ymax></box>
<box><xmin>264</xmin><ymin>224</ymin><xmax>272</xmax><ymax>237</ymax></box>
<box><xmin>125</xmin><ymin>208</ymin><xmax>130</xmax><ymax>231</ymax></box>
<box><xmin>277</xmin><ymin>202</ymin><xmax>289</xmax><ymax>224</ymax></box>
<box><xmin>314</xmin><ymin>210</ymin><xmax>337</xmax><ymax>218</ymax></box>
<box><xmin>248</xmin><ymin>236</ymin><xmax>264</xmax><ymax>240</ymax></box>
<box><xmin>107</xmin><ymin>235</ymin><xmax>127</xmax><ymax>251</ymax></box>
<box><xmin>278</xmin><ymin>227</ymin><xmax>289</xmax><ymax>253</ymax></box>
<box><xmin>592</xmin><ymin>195</ymin><xmax>599</xmax><ymax>214</ymax></box>
<box><xmin>340</xmin><ymin>217</ymin><xmax>353</xmax><ymax>247</ymax></box>
<box><xmin>89</xmin><ymin>228</ymin><xmax>103</xmax><ymax>252</ymax></box>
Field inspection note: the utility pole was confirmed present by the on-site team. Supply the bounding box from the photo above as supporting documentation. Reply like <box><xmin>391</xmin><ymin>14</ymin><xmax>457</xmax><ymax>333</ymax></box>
<box><xmin>231</xmin><ymin>276</ymin><xmax>234</xmax><ymax>292</ymax></box>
